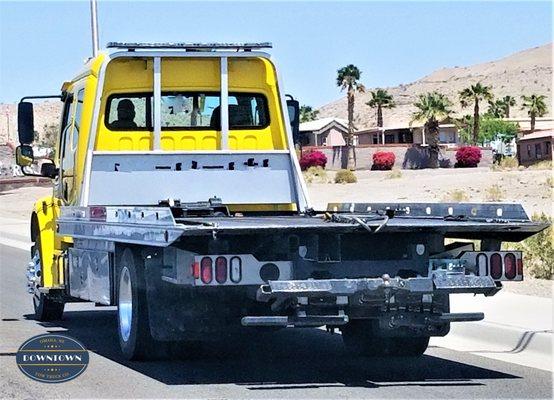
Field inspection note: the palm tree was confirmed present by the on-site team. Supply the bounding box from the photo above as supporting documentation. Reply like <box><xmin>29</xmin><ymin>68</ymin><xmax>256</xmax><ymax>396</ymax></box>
<box><xmin>501</xmin><ymin>95</ymin><xmax>516</xmax><ymax>118</ymax></box>
<box><xmin>337</xmin><ymin>64</ymin><xmax>365</xmax><ymax>169</ymax></box>
<box><xmin>299</xmin><ymin>105</ymin><xmax>319</xmax><ymax>122</ymax></box>
<box><xmin>411</xmin><ymin>92</ymin><xmax>452</xmax><ymax>169</ymax></box>
<box><xmin>486</xmin><ymin>100</ymin><xmax>505</xmax><ymax>118</ymax></box>
<box><xmin>521</xmin><ymin>94</ymin><xmax>547</xmax><ymax>131</ymax></box>
<box><xmin>366</xmin><ymin>89</ymin><xmax>395</xmax><ymax>127</ymax></box>
<box><xmin>459</xmin><ymin>83</ymin><xmax>493</xmax><ymax>144</ymax></box>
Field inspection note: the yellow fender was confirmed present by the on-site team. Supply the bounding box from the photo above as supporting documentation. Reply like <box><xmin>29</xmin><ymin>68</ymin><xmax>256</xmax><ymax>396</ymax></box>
<box><xmin>31</xmin><ymin>196</ymin><xmax>66</xmax><ymax>289</ymax></box>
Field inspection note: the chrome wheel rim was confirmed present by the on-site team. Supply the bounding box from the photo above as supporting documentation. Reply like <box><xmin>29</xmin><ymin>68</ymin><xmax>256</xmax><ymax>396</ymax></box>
<box><xmin>29</xmin><ymin>248</ymin><xmax>41</xmax><ymax>308</ymax></box>
<box><xmin>118</xmin><ymin>267</ymin><xmax>133</xmax><ymax>342</ymax></box>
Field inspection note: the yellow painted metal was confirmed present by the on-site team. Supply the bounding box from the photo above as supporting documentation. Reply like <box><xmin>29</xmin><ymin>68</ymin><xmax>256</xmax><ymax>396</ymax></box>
<box><xmin>35</xmin><ymin>51</ymin><xmax>296</xmax><ymax>290</ymax></box>
<box><xmin>95</xmin><ymin>56</ymin><xmax>288</xmax><ymax>151</ymax></box>
<box><xmin>32</xmin><ymin>196</ymin><xmax>59</xmax><ymax>287</ymax></box>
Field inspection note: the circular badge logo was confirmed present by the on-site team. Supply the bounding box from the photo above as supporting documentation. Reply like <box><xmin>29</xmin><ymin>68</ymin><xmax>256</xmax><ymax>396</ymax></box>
<box><xmin>16</xmin><ymin>334</ymin><xmax>89</xmax><ymax>383</ymax></box>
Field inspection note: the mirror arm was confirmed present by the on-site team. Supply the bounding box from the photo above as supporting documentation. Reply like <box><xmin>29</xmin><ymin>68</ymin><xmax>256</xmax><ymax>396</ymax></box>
<box><xmin>20</xmin><ymin>168</ymin><xmax>44</xmax><ymax>178</ymax></box>
<box><xmin>19</xmin><ymin>95</ymin><xmax>62</xmax><ymax>102</ymax></box>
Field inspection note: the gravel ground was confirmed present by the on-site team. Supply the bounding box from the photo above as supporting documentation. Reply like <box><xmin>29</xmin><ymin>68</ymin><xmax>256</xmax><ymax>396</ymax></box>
<box><xmin>307</xmin><ymin>167</ymin><xmax>552</xmax><ymax>218</ymax></box>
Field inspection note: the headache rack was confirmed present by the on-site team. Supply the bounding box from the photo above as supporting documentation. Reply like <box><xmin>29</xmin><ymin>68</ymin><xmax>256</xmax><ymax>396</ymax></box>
<box><xmin>106</xmin><ymin>42</ymin><xmax>273</xmax><ymax>52</ymax></box>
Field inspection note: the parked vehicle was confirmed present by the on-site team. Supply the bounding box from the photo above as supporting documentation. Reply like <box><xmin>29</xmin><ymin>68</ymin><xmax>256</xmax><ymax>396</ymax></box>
<box><xmin>16</xmin><ymin>43</ymin><xmax>547</xmax><ymax>360</ymax></box>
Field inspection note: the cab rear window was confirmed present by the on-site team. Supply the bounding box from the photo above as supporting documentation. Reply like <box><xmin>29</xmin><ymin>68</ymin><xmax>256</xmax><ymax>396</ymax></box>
<box><xmin>105</xmin><ymin>92</ymin><xmax>269</xmax><ymax>130</ymax></box>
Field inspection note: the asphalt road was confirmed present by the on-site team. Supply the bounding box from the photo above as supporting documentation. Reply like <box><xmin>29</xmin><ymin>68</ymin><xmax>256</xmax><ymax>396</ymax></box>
<box><xmin>0</xmin><ymin>244</ymin><xmax>552</xmax><ymax>399</ymax></box>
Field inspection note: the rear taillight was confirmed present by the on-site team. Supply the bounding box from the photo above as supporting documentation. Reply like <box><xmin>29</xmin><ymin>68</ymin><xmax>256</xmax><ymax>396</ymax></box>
<box><xmin>230</xmin><ymin>257</ymin><xmax>242</xmax><ymax>283</ymax></box>
<box><xmin>200</xmin><ymin>257</ymin><xmax>213</xmax><ymax>284</ymax></box>
<box><xmin>89</xmin><ymin>206</ymin><xmax>107</xmax><ymax>221</ymax></box>
<box><xmin>476</xmin><ymin>253</ymin><xmax>488</xmax><ymax>276</ymax></box>
<box><xmin>215</xmin><ymin>257</ymin><xmax>227</xmax><ymax>284</ymax></box>
<box><xmin>191</xmin><ymin>261</ymin><xmax>200</xmax><ymax>279</ymax></box>
<box><xmin>504</xmin><ymin>253</ymin><xmax>516</xmax><ymax>280</ymax></box>
<box><xmin>517</xmin><ymin>258</ymin><xmax>523</xmax><ymax>276</ymax></box>
<box><xmin>490</xmin><ymin>253</ymin><xmax>502</xmax><ymax>280</ymax></box>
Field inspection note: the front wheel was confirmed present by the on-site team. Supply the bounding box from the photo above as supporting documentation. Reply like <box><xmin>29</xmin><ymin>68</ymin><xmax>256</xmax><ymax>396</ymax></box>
<box><xmin>30</xmin><ymin>240</ymin><xmax>64</xmax><ymax>321</ymax></box>
<box><xmin>341</xmin><ymin>320</ymin><xmax>429</xmax><ymax>357</ymax></box>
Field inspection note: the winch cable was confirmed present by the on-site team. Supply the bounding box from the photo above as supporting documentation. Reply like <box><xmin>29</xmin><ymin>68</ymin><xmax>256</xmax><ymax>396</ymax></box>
<box><xmin>325</xmin><ymin>213</ymin><xmax>389</xmax><ymax>233</ymax></box>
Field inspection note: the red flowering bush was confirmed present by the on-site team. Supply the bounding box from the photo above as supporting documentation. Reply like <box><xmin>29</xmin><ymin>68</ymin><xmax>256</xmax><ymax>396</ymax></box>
<box><xmin>299</xmin><ymin>150</ymin><xmax>327</xmax><ymax>170</ymax></box>
<box><xmin>372</xmin><ymin>151</ymin><xmax>396</xmax><ymax>170</ymax></box>
<box><xmin>455</xmin><ymin>146</ymin><xmax>482</xmax><ymax>168</ymax></box>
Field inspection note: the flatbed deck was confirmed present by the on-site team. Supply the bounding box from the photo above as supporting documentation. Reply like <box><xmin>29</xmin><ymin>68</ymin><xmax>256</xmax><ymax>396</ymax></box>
<box><xmin>57</xmin><ymin>202</ymin><xmax>548</xmax><ymax>246</ymax></box>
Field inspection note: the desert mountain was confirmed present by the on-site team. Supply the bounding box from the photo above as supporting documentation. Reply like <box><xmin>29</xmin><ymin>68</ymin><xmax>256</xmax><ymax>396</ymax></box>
<box><xmin>318</xmin><ymin>43</ymin><xmax>552</xmax><ymax>129</ymax></box>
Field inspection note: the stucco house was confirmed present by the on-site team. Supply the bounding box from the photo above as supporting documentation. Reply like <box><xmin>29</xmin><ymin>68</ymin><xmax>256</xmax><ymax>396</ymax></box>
<box><xmin>299</xmin><ymin>117</ymin><xmax>348</xmax><ymax>147</ymax></box>
<box><xmin>355</xmin><ymin>124</ymin><xmax>459</xmax><ymax>146</ymax></box>
<box><xmin>516</xmin><ymin>130</ymin><xmax>553</xmax><ymax>166</ymax></box>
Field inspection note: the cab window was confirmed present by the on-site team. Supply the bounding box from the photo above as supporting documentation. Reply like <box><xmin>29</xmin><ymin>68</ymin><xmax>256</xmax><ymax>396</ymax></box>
<box><xmin>105</xmin><ymin>92</ymin><xmax>269</xmax><ymax>131</ymax></box>
<box><xmin>71</xmin><ymin>89</ymin><xmax>85</xmax><ymax>151</ymax></box>
<box><xmin>106</xmin><ymin>94</ymin><xmax>150</xmax><ymax>130</ymax></box>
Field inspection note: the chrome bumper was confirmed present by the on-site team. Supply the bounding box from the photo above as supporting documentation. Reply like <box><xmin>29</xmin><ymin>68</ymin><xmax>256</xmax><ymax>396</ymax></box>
<box><xmin>256</xmin><ymin>273</ymin><xmax>498</xmax><ymax>302</ymax></box>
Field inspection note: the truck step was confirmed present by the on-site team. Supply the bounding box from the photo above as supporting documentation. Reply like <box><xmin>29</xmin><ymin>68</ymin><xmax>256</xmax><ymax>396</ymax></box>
<box><xmin>241</xmin><ymin>314</ymin><xmax>349</xmax><ymax>327</ymax></box>
<box><xmin>438</xmin><ymin>312</ymin><xmax>484</xmax><ymax>322</ymax></box>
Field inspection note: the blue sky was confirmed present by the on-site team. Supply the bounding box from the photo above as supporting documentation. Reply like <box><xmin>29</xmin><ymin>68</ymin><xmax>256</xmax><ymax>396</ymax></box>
<box><xmin>0</xmin><ymin>1</ymin><xmax>551</xmax><ymax>106</ymax></box>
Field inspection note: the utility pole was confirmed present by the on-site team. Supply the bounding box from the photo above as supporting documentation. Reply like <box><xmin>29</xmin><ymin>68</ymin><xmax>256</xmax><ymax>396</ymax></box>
<box><xmin>90</xmin><ymin>0</ymin><xmax>99</xmax><ymax>57</ymax></box>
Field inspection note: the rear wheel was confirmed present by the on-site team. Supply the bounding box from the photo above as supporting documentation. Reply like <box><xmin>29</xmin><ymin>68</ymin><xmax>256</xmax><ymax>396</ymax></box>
<box><xmin>116</xmin><ymin>247</ymin><xmax>158</xmax><ymax>360</ymax></box>
<box><xmin>341</xmin><ymin>320</ymin><xmax>429</xmax><ymax>357</ymax></box>
<box><xmin>30</xmin><ymin>238</ymin><xmax>64</xmax><ymax>321</ymax></box>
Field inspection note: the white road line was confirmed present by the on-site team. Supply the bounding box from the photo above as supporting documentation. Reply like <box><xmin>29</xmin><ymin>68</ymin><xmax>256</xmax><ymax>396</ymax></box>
<box><xmin>0</xmin><ymin>238</ymin><xmax>31</xmax><ymax>252</ymax></box>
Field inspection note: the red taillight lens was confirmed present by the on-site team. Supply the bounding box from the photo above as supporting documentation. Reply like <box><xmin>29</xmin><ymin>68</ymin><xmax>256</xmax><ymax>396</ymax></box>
<box><xmin>89</xmin><ymin>206</ymin><xmax>107</xmax><ymax>221</ymax></box>
<box><xmin>476</xmin><ymin>253</ymin><xmax>488</xmax><ymax>276</ymax></box>
<box><xmin>215</xmin><ymin>257</ymin><xmax>227</xmax><ymax>284</ymax></box>
<box><xmin>517</xmin><ymin>257</ymin><xmax>523</xmax><ymax>276</ymax></box>
<box><xmin>504</xmin><ymin>253</ymin><xmax>516</xmax><ymax>280</ymax></box>
<box><xmin>191</xmin><ymin>262</ymin><xmax>200</xmax><ymax>279</ymax></box>
<box><xmin>490</xmin><ymin>253</ymin><xmax>502</xmax><ymax>279</ymax></box>
<box><xmin>200</xmin><ymin>257</ymin><xmax>213</xmax><ymax>284</ymax></box>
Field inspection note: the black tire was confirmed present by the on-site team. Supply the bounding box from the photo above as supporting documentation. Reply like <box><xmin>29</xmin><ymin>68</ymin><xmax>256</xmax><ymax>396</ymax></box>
<box><xmin>341</xmin><ymin>320</ymin><xmax>429</xmax><ymax>357</ymax></box>
<box><xmin>33</xmin><ymin>293</ymin><xmax>65</xmax><ymax>321</ymax></box>
<box><xmin>31</xmin><ymin>238</ymin><xmax>64</xmax><ymax>321</ymax></box>
<box><xmin>116</xmin><ymin>247</ymin><xmax>158</xmax><ymax>360</ymax></box>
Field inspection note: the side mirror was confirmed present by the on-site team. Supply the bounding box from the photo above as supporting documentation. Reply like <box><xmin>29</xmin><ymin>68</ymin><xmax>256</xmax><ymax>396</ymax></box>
<box><xmin>18</xmin><ymin>102</ymin><xmax>35</xmax><ymax>144</ymax></box>
<box><xmin>40</xmin><ymin>161</ymin><xmax>58</xmax><ymax>179</ymax></box>
<box><xmin>15</xmin><ymin>145</ymin><xmax>34</xmax><ymax>167</ymax></box>
<box><xmin>286</xmin><ymin>97</ymin><xmax>300</xmax><ymax>145</ymax></box>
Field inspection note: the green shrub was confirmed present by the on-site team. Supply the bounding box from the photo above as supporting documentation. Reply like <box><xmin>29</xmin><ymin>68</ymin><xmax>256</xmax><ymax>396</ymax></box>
<box><xmin>485</xmin><ymin>184</ymin><xmax>504</xmax><ymax>201</ymax></box>
<box><xmin>442</xmin><ymin>189</ymin><xmax>469</xmax><ymax>202</ymax></box>
<box><xmin>334</xmin><ymin>169</ymin><xmax>357</xmax><ymax>184</ymax></box>
<box><xmin>386</xmin><ymin>169</ymin><xmax>402</xmax><ymax>179</ymax></box>
<box><xmin>303</xmin><ymin>166</ymin><xmax>328</xmax><ymax>183</ymax></box>
<box><xmin>507</xmin><ymin>213</ymin><xmax>553</xmax><ymax>280</ymax></box>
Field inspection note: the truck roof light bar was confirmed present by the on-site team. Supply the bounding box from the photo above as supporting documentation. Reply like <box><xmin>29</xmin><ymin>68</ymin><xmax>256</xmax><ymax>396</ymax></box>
<box><xmin>106</xmin><ymin>42</ymin><xmax>273</xmax><ymax>51</ymax></box>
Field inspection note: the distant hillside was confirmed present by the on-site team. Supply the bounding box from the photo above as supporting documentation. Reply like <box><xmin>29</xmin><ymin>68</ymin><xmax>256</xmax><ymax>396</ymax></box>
<box><xmin>318</xmin><ymin>43</ymin><xmax>552</xmax><ymax>129</ymax></box>
<box><xmin>0</xmin><ymin>101</ymin><xmax>61</xmax><ymax>144</ymax></box>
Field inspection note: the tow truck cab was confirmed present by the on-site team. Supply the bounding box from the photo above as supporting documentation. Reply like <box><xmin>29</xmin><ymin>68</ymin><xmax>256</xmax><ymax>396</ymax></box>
<box><xmin>16</xmin><ymin>43</ymin><xmax>548</xmax><ymax>360</ymax></box>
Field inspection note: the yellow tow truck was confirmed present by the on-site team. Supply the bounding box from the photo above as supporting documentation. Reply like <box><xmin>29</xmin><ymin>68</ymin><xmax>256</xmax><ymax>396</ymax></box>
<box><xmin>15</xmin><ymin>42</ymin><xmax>547</xmax><ymax>360</ymax></box>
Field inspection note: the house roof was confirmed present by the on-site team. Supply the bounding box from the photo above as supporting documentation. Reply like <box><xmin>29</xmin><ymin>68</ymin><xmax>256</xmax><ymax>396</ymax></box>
<box><xmin>300</xmin><ymin>117</ymin><xmax>348</xmax><ymax>133</ymax></box>
<box><xmin>517</xmin><ymin>130</ymin><xmax>554</xmax><ymax>141</ymax></box>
